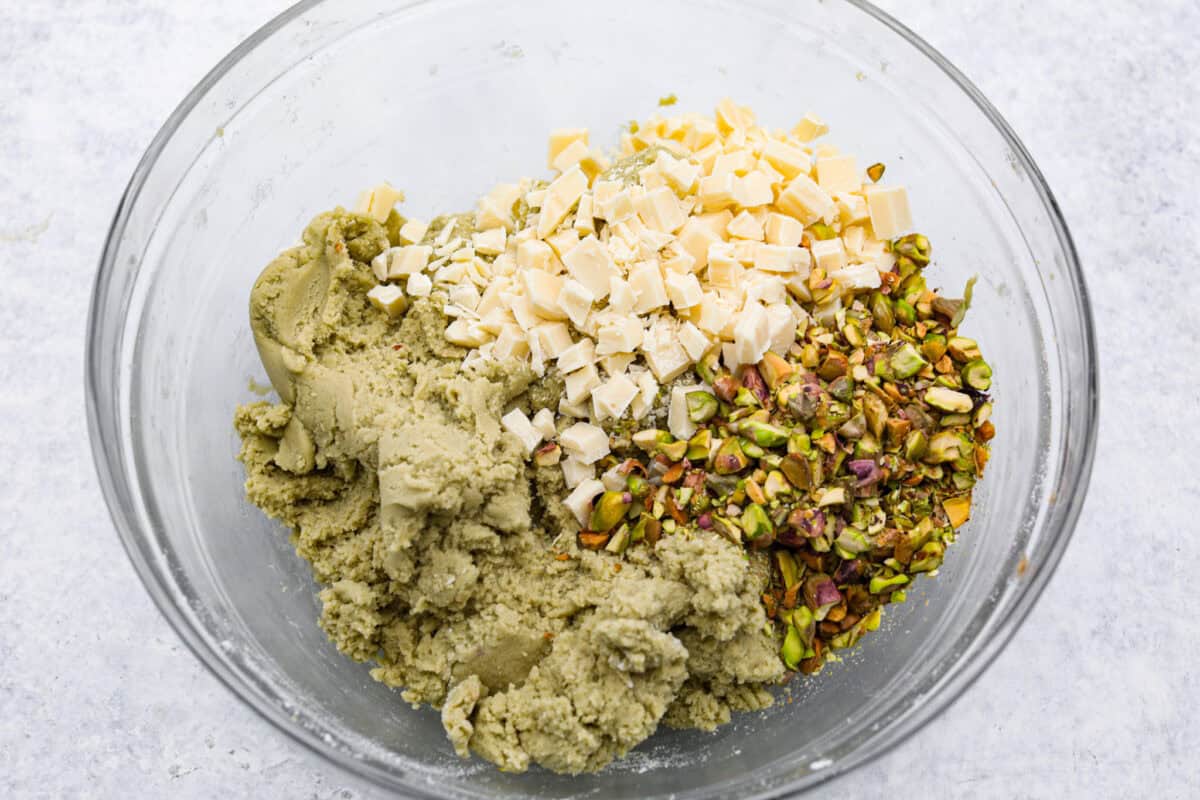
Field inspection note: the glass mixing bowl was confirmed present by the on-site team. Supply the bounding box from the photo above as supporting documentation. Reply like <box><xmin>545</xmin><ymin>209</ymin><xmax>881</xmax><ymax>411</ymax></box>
<box><xmin>85</xmin><ymin>0</ymin><xmax>1098</xmax><ymax>796</ymax></box>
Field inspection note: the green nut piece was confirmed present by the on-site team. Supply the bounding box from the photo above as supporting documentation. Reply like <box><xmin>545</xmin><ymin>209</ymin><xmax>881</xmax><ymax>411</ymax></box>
<box><xmin>922</xmin><ymin>333</ymin><xmax>948</xmax><ymax>363</ymax></box>
<box><xmin>740</xmin><ymin>503</ymin><xmax>775</xmax><ymax>546</ymax></box>
<box><xmin>605</xmin><ymin>523</ymin><xmax>631</xmax><ymax>554</ymax></box>
<box><xmin>890</xmin><ymin>343</ymin><xmax>928</xmax><ymax>379</ymax></box>
<box><xmin>626</xmin><ymin>475</ymin><xmax>651</xmax><ymax>499</ymax></box>
<box><xmin>589</xmin><ymin>491</ymin><xmax>632</xmax><ymax>532</ymax></box>
<box><xmin>904</xmin><ymin>429</ymin><xmax>929</xmax><ymax>461</ymax></box>
<box><xmin>734</xmin><ymin>386</ymin><xmax>760</xmax><ymax>407</ymax></box>
<box><xmin>909</xmin><ymin>541</ymin><xmax>945</xmax><ymax>572</ymax></box>
<box><xmin>775</xmin><ymin>550</ymin><xmax>801</xmax><ymax>589</ymax></box>
<box><xmin>687</xmin><ymin>390</ymin><xmax>719</xmax><ymax>423</ymax></box>
<box><xmin>695</xmin><ymin>351</ymin><xmax>721</xmax><ymax>384</ymax></box>
<box><xmin>781</xmin><ymin>624</ymin><xmax>804</xmax><ymax>670</ymax></box>
<box><xmin>740</xmin><ymin>420</ymin><xmax>790</xmax><ymax>448</ymax></box>
<box><xmin>961</xmin><ymin>359</ymin><xmax>993</xmax><ymax>391</ymax></box>
<box><xmin>713</xmin><ymin>437</ymin><xmax>750</xmax><ymax>474</ymax></box>
<box><xmin>893</xmin><ymin>233</ymin><xmax>931</xmax><ymax>267</ymax></box>
<box><xmin>659</xmin><ymin>440</ymin><xmax>689</xmax><ymax>462</ymax></box>
<box><xmin>763</xmin><ymin>469</ymin><xmax>792</xmax><ymax>500</ymax></box>
<box><xmin>870</xmin><ymin>291</ymin><xmax>895</xmax><ymax>334</ymax></box>
<box><xmin>787</xmin><ymin>430</ymin><xmax>811</xmax><ymax>455</ymax></box>
<box><xmin>533</xmin><ymin>443</ymin><xmax>562</xmax><ymax>467</ymax></box>
<box><xmin>925</xmin><ymin>386</ymin><xmax>974</xmax><ymax>414</ymax></box>
<box><xmin>835</xmin><ymin>525</ymin><xmax>872</xmax><ymax>554</ymax></box>
<box><xmin>632</xmin><ymin>429</ymin><xmax>669</xmax><ymax>451</ymax></box>
<box><xmin>838</xmin><ymin>413</ymin><xmax>867</xmax><ymax>440</ymax></box>
<box><xmin>740</xmin><ymin>438</ymin><xmax>766</xmax><ymax>459</ymax></box>
<box><xmin>809</xmin><ymin>222</ymin><xmax>837</xmax><ymax>240</ymax></box>
<box><xmin>869</xmin><ymin>573</ymin><xmax>910</xmax><ymax>594</ymax></box>
<box><xmin>862</xmin><ymin>393</ymin><xmax>888</xmax><ymax>440</ymax></box>
<box><xmin>687</xmin><ymin>429</ymin><xmax>712</xmax><ymax>461</ymax></box>
<box><xmin>894</xmin><ymin>298</ymin><xmax>916</xmax><ymax>326</ymax></box>
<box><xmin>947</xmin><ymin>336</ymin><xmax>982</xmax><ymax>362</ymax></box>
<box><xmin>925</xmin><ymin>430</ymin><xmax>964</xmax><ymax>464</ymax></box>
<box><xmin>866</xmin><ymin>162</ymin><xmax>886</xmax><ymax>182</ymax></box>
<box><xmin>780</xmin><ymin>454</ymin><xmax>812</xmax><ymax>490</ymax></box>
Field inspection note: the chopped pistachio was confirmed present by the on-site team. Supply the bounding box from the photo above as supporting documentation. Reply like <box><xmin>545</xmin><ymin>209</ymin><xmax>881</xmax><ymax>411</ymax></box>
<box><xmin>740</xmin><ymin>503</ymin><xmax>774</xmax><ymax>547</ymax></box>
<box><xmin>660</xmin><ymin>440</ymin><xmax>688</xmax><ymax>461</ymax></box>
<box><xmin>903</xmin><ymin>429</ymin><xmax>929</xmax><ymax>461</ymax></box>
<box><xmin>781</xmin><ymin>624</ymin><xmax>804</xmax><ymax>670</ymax></box>
<box><xmin>632</xmin><ymin>429</ymin><xmax>668</xmax><ymax>451</ymax></box>
<box><xmin>589</xmin><ymin>491</ymin><xmax>632</xmax><ymax>532</ymax></box>
<box><xmin>739</xmin><ymin>419</ymin><xmax>789</xmax><ymax>448</ymax></box>
<box><xmin>605</xmin><ymin>523</ymin><xmax>631</xmax><ymax>553</ymax></box>
<box><xmin>942</xmin><ymin>494</ymin><xmax>971</xmax><ymax>528</ymax></box>
<box><xmin>817</xmin><ymin>486</ymin><xmax>847</xmax><ymax>507</ymax></box>
<box><xmin>809</xmin><ymin>222</ymin><xmax>837</xmax><ymax>240</ymax></box>
<box><xmin>686</xmin><ymin>429</ymin><xmax>712</xmax><ymax>461</ymax></box>
<box><xmin>866</xmin><ymin>162</ymin><xmax>886</xmax><ymax>182</ymax></box>
<box><xmin>925</xmin><ymin>430</ymin><xmax>963</xmax><ymax>463</ymax></box>
<box><xmin>686</xmin><ymin>391</ymin><xmax>719</xmax><ymax>423</ymax></box>
<box><xmin>946</xmin><ymin>336</ymin><xmax>982</xmax><ymax>362</ymax></box>
<box><xmin>534</xmin><ymin>442</ymin><xmax>562</xmax><ymax>467</ymax></box>
<box><xmin>924</xmin><ymin>386</ymin><xmax>973</xmax><ymax>413</ymax></box>
<box><xmin>868</xmin><ymin>573</ymin><xmax>910</xmax><ymax>594</ymax></box>
<box><xmin>714</xmin><ymin>437</ymin><xmax>750</xmax><ymax>474</ymax></box>
<box><xmin>870</xmin><ymin>291</ymin><xmax>895</xmax><ymax>334</ymax></box>
<box><xmin>763</xmin><ymin>469</ymin><xmax>791</xmax><ymax>500</ymax></box>
<box><xmin>890</xmin><ymin>343</ymin><xmax>928</xmax><ymax>379</ymax></box>
<box><xmin>758</xmin><ymin>352</ymin><xmax>794</xmax><ymax>389</ymax></box>
<box><xmin>961</xmin><ymin>359</ymin><xmax>993</xmax><ymax>391</ymax></box>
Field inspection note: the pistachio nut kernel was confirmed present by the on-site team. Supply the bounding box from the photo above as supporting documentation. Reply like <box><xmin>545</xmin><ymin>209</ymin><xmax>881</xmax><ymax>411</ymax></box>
<box><xmin>961</xmin><ymin>359</ymin><xmax>993</xmax><ymax>391</ymax></box>
<box><xmin>866</xmin><ymin>162</ymin><xmax>886</xmax><ymax>182</ymax></box>
<box><xmin>714</xmin><ymin>437</ymin><xmax>750</xmax><ymax>475</ymax></box>
<box><xmin>589</xmin><ymin>491</ymin><xmax>633</xmax><ymax>532</ymax></box>
<box><xmin>890</xmin><ymin>343</ymin><xmax>928</xmax><ymax>379</ymax></box>
<box><xmin>740</xmin><ymin>503</ymin><xmax>775</xmax><ymax>547</ymax></box>
<box><xmin>868</xmin><ymin>573</ymin><xmax>910</xmax><ymax>594</ymax></box>
<box><xmin>740</xmin><ymin>420</ymin><xmax>790</xmax><ymax>448</ymax></box>
<box><xmin>686</xmin><ymin>390</ymin><xmax>719</xmax><ymax>423</ymax></box>
<box><xmin>924</xmin><ymin>386</ymin><xmax>973</xmax><ymax>413</ymax></box>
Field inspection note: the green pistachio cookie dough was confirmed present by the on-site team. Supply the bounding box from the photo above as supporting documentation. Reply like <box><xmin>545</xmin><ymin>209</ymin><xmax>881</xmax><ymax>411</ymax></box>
<box><xmin>235</xmin><ymin>210</ymin><xmax>782</xmax><ymax>774</ymax></box>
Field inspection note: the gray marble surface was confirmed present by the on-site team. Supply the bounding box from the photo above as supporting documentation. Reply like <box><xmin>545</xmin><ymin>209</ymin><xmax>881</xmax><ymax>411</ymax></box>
<box><xmin>2</xmin><ymin>1</ymin><xmax>1197</xmax><ymax>797</ymax></box>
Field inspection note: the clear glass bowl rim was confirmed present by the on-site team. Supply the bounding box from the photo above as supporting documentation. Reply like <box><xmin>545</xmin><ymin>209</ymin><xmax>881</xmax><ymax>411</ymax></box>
<box><xmin>85</xmin><ymin>1</ymin><xmax>1099</xmax><ymax>796</ymax></box>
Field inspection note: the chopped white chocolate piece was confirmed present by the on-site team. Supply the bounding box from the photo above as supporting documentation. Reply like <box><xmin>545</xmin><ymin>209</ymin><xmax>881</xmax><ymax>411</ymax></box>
<box><xmin>367</xmin><ymin>284</ymin><xmax>408</xmax><ymax>318</ymax></box>
<box><xmin>445</xmin><ymin>319</ymin><xmax>489</xmax><ymax>347</ymax></box>
<box><xmin>599</xmin><ymin>352</ymin><xmax>636</xmax><ymax>376</ymax></box>
<box><xmin>838</xmin><ymin>193</ymin><xmax>871</xmax><ymax>226</ymax></box>
<box><xmin>551</xmin><ymin>138</ymin><xmax>591</xmax><ymax>173</ymax></box>
<box><xmin>522</xmin><ymin>269</ymin><xmax>567</xmax><ymax>320</ymax></box>
<box><xmin>596</xmin><ymin>317</ymin><xmax>643</xmax><ymax>355</ymax></box>
<box><xmin>406</xmin><ymin>273</ymin><xmax>432</xmax><ymax>297</ymax></box>
<box><xmin>792</xmin><ymin>112</ymin><xmax>829</xmax><ymax>142</ymax></box>
<box><xmin>557</xmin><ymin>278</ymin><xmax>595</xmax><ymax>328</ymax></box>
<box><xmin>547</xmin><ymin>128</ymin><xmax>589</xmax><ymax>169</ymax></box>
<box><xmin>677</xmin><ymin>321</ymin><xmax>713</xmax><ymax>361</ymax></box>
<box><xmin>657</xmin><ymin>151</ymin><xmax>700</xmax><ymax>193</ymax></box>
<box><xmin>534</xmin><ymin>322</ymin><xmax>573</xmax><ymax>358</ymax></box>
<box><xmin>733</xmin><ymin>302</ymin><xmax>770</xmax><ymax>365</ymax></box>
<box><xmin>356</xmin><ymin>183</ymin><xmax>403</xmax><ymax>222</ymax></box>
<box><xmin>448</xmin><ymin>283</ymin><xmax>481</xmax><ymax>311</ymax></box>
<box><xmin>811</xmin><ymin>237</ymin><xmax>848</xmax><ymax>272</ymax></box>
<box><xmin>608</xmin><ymin>277</ymin><xmax>636</xmax><ymax>315</ymax></box>
<box><xmin>830</xmin><ymin>263</ymin><xmax>883</xmax><ymax>291</ymax></box>
<box><xmin>641</xmin><ymin>318</ymin><xmax>691</xmax><ymax>382</ymax></box>
<box><xmin>574</xmin><ymin>194</ymin><xmax>596</xmax><ymax>236</ymax></box>
<box><xmin>556</xmin><ymin>337</ymin><xmax>596</xmax><ymax>374</ymax></box>
<box><xmin>501</xmin><ymin>408</ymin><xmax>542</xmax><ymax>454</ymax></box>
<box><xmin>764</xmin><ymin>302</ymin><xmax>798</xmax><ymax>355</ymax></box>
<box><xmin>538</xmin><ymin>166</ymin><xmax>589</xmax><ymax>238</ymax></box>
<box><xmin>517</xmin><ymin>239</ymin><xmax>558</xmax><ymax>273</ymax></box>
<box><xmin>668</xmin><ymin>384</ymin><xmax>712</xmax><ymax>441</ymax></box>
<box><xmin>863</xmin><ymin>185</ymin><xmax>913</xmax><ymax>239</ymax></box>
<box><xmin>733</xmin><ymin>171</ymin><xmax>774</xmax><ymax>208</ymax></box>
<box><xmin>816</xmin><ymin>154</ymin><xmax>859</xmax><ymax>193</ymax></box>
<box><xmin>629</xmin><ymin>370</ymin><xmax>658</xmax><ymax>419</ymax></box>
<box><xmin>591</xmin><ymin>374</ymin><xmax>639</xmax><ymax>421</ymax></box>
<box><xmin>563</xmin><ymin>477</ymin><xmax>604</xmax><ymax>524</ymax></box>
<box><xmin>760</xmin><ymin>140</ymin><xmax>812</xmax><ymax>180</ymax></box>
<box><xmin>560</xmin><ymin>422</ymin><xmax>610</xmax><ymax>465</ymax></box>
<box><xmin>563</xmin><ymin>363</ymin><xmax>602</xmax><ymax>405</ymax></box>
<box><xmin>387</xmin><ymin>245</ymin><xmax>433</xmax><ymax>278</ymax></box>
<box><xmin>531</xmin><ymin>407</ymin><xmax>557</xmax><ymax>440</ymax></box>
<box><xmin>635</xmin><ymin>186</ymin><xmax>687</xmax><ymax>233</ymax></box>
<box><xmin>764</xmin><ymin>212</ymin><xmax>804</xmax><ymax>247</ymax></box>
<box><xmin>695</xmin><ymin>293</ymin><xmax>735</xmax><ymax>336</ymax></box>
<box><xmin>562</xmin><ymin>236</ymin><xmax>617</xmax><ymax>299</ymax></box>
<box><xmin>628</xmin><ymin>260</ymin><xmax>669</xmax><ymax>314</ymax></box>
<box><xmin>776</xmin><ymin>174</ymin><xmax>836</xmax><ymax>225</ymax></box>
<box><xmin>665</xmin><ymin>271</ymin><xmax>703</xmax><ymax>309</ymax></box>
<box><xmin>561</xmin><ymin>457</ymin><xmax>594</xmax><ymax>489</ymax></box>
<box><xmin>660</xmin><ymin>248</ymin><xmax>696</xmax><ymax>275</ymax></box>
<box><xmin>727</xmin><ymin>210</ymin><xmax>764</xmax><ymax>241</ymax></box>
<box><xmin>754</xmin><ymin>243</ymin><xmax>811</xmax><ymax>273</ymax></box>
<box><xmin>472</xmin><ymin>227</ymin><xmax>507</xmax><ymax>256</ymax></box>
<box><xmin>398</xmin><ymin>218</ymin><xmax>429</xmax><ymax>244</ymax></box>
<box><xmin>697</xmin><ymin>173</ymin><xmax>736</xmax><ymax>211</ymax></box>
<box><xmin>493</xmin><ymin>324</ymin><xmax>531</xmax><ymax>360</ymax></box>
<box><xmin>677</xmin><ymin>216</ymin><xmax>723</xmax><ymax>268</ymax></box>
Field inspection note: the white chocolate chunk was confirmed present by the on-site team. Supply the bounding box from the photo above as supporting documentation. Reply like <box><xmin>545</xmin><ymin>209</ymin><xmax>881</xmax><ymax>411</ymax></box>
<box><xmin>596</xmin><ymin>317</ymin><xmax>643</xmax><ymax>355</ymax></box>
<box><xmin>563</xmin><ymin>477</ymin><xmax>604</xmax><ymax>524</ymax></box>
<box><xmin>665</xmin><ymin>271</ymin><xmax>703</xmax><ymax>309</ymax></box>
<box><xmin>776</xmin><ymin>174</ymin><xmax>836</xmax><ymax>225</ymax></box>
<box><xmin>816</xmin><ymin>154</ymin><xmax>860</xmax><ymax>193</ymax></box>
<box><xmin>628</xmin><ymin>260</ymin><xmax>669</xmax><ymax>314</ymax></box>
<box><xmin>754</xmin><ymin>243</ymin><xmax>811</xmax><ymax>273</ymax></box>
<box><xmin>561</xmin><ymin>457</ymin><xmax>594</xmax><ymax>489</ymax></box>
<box><xmin>764</xmin><ymin>212</ymin><xmax>804</xmax><ymax>247</ymax></box>
<box><xmin>356</xmin><ymin>183</ymin><xmax>403</xmax><ymax>222</ymax></box>
<box><xmin>501</xmin><ymin>408</ymin><xmax>543</xmax><ymax>454</ymax></box>
<box><xmin>538</xmin><ymin>166</ymin><xmax>589</xmax><ymax>238</ymax></box>
<box><xmin>522</xmin><ymin>269</ymin><xmax>567</xmax><ymax>320</ymax></box>
<box><xmin>534</xmin><ymin>322</ymin><xmax>573</xmax><ymax>358</ymax></box>
<box><xmin>406</xmin><ymin>273</ymin><xmax>432</xmax><ymax>297</ymax></box>
<box><xmin>668</xmin><ymin>384</ymin><xmax>712</xmax><ymax>440</ymax></box>
<box><xmin>472</xmin><ymin>227</ymin><xmax>507</xmax><ymax>256</ymax></box>
<box><xmin>387</xmin><ymin>245</ymin><xmax>433</xmax><ymax>278</ymax></box>
<box><xmin>863</xmin><ymin>185</ymin><xmax>913</xmax><ymax>239</ymax></box>
<box><xmin>677</xmin><ymin>321</ymin><xmax>713</xmax><ymax>361</ymax></box>
<box><xmin>810</xmin><ymin>237</ymin><xmax>848</xmax><ymax>272</ymax></box>
<box><xmin>733</xmin><ymin>302</ymin><xmax>770</xmax><ymax>365</ymax></box>
<box><xmin>367</xmin><ymin>284</ymin><xmax>408</xmax><ymax>318</ymax></box>
<box><xmin>561</xmin><ymin>236</ymin><xmax>618</xmax><ymax>299</ymax></box>
<box><xmin>398</xmin><ymin>218</ymin><xmax>429</xmax><ymax>244</ymax></box>
<box><xmin>635</xmin><ymin>186</ymin><xmax>687</xmax><ymax>233</ymax></box>
<box><xmin>531</xmin><ymin>407</ymin><xmax>557</xmax><ymax>439</ymax></box>
<box><xmin>557</xmin><ymin>277</ymin><xmax>595</xmax><ymax>328</ymax></box>
<box><xmin>563</xmin><ymin>363</ymin><xmax>602</xmax><ymax>405</ymax></box>
<box><xmin>547</xmin><ymin>128</ymin><xmax>589</xmax><ymax>169</ymax></box>
<box><xmin>591</xmin><ymin>374</ymin><xmax>639</xmax><ymax>421</ymax></box>
<box><xmin>556</xmin><ymin>337</ymin><xmax>597</xmax><ymax>374</ymax></box>
<box><xmin>560</xmin><ymin>422</ymin><xmax>610</xmax><ymax>465</ymax></box>
<box><xmin>760</xmin><ymin>140</ymin><xmax>812</xmax><ymax>180</ymax></box>
<box><xmin>727</xmin><ymin>210</ymin><xmax>764</xmax><ymax>241</ymax></box>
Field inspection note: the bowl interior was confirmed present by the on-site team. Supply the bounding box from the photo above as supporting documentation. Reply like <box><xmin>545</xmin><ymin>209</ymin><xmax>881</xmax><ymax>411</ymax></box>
<box><xmin>90</xmin><ymin>1</ymin><xmax>1094</xmax><ymax>797</ymax></box>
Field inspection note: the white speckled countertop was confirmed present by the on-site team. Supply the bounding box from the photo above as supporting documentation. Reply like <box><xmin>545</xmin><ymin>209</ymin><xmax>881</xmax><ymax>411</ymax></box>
<box><xmin>2</xmin><ymin>1</ymin><xmax>1198</xmax><ymax>797</ymax></box>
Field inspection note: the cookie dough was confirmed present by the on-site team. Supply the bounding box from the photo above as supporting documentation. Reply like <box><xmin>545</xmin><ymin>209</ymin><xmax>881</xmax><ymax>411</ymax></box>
<box><xmin>235</xmin><ymin>210</ymin><xmax>782</xmax><ymax>774</ymax></box>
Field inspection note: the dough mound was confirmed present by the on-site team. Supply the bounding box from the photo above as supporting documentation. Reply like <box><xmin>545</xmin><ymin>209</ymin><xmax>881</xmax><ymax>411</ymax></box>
<box><xmin>235</xmin><ymin>211</ymin><xmax>782</xmax><ymax>774</ymax></box>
